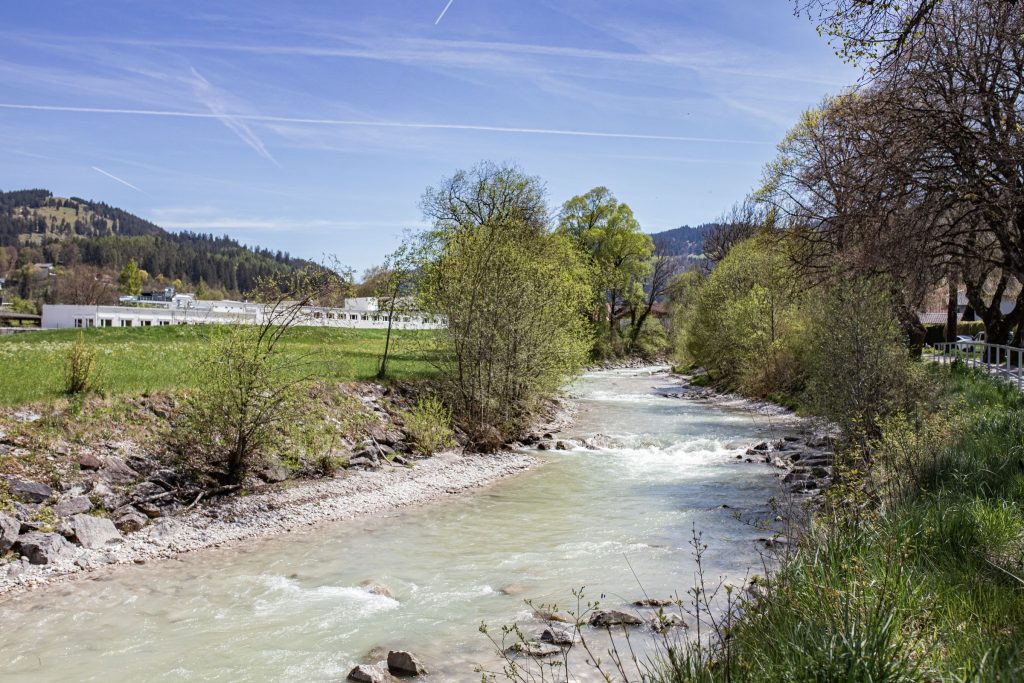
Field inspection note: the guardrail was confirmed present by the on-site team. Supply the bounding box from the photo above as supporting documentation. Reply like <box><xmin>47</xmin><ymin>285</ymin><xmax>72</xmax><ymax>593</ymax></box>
<box><xmin>928</xmin><ymin>341</ymin><xmax>1024</xmax><ymax>391</ymax></box>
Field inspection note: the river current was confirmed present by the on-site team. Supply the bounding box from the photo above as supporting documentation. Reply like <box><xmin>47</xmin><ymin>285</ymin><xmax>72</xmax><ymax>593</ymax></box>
<box><xmin>0</xmin><ymin>367</ymin><xmax>789</xmax><ymax>681</ymax></box>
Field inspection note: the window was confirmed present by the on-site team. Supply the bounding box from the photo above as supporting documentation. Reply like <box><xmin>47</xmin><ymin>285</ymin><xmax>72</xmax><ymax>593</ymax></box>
<box><xmin>74</xmin><ymin>319</ymin><xmax>83</xmax><ymax>328</ymax></box>
<box><xmin>141</xmin><ymin>320</ymin><xmax>152</xmax><ymax>327</ymax></box>
<box><xmin>159</xmin><ymin>321</ymin><xmax>170</xmax><ymax>326</ymax></box>
<box><xmin>121</xmin><ymin>320</ymin><xmax>133</xmax><ymax>327</ymax></box>
<box><xmin>101</xmin><ymin>319</ymin><xmax>113</xmax><ymax>328</ymax></box>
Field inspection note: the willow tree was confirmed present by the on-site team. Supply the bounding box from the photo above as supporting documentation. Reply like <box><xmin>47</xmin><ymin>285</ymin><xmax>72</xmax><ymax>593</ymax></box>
<box><xmin>416</xmin><ymin>163</ymin><xmax>592</xmax><ymax>447</ymax></box>
<box><xmin>557</xmin><ymin>187</ymin><xmax>653</xmax><ymax>353</ymax></box>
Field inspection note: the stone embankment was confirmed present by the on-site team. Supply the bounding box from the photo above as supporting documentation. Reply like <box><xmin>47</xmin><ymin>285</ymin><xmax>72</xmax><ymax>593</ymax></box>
<box><xmin>0</xmin><ymin>382</ymin><xmax>563</xmax><ymax>599</ymax></box>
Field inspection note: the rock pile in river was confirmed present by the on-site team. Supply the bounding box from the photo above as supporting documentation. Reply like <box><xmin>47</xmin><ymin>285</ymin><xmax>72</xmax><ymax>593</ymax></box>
<box><xmin>742</xmin><ymin>434</ymin><xmax>835</xmax><ymax>495</ymax></box>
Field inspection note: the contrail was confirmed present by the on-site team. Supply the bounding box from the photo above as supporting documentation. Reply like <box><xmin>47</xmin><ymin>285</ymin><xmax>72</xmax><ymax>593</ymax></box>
<box><xmin>435</xmin><ymin>0</ymin><xmax>455</xmax><ymax>24</ymax></box>
<box><xmin>91</xmin><ymin>166</ymin><xmax>143</xmax><ymax>192</ymax></box>
<box><xmin>0</xmin><ymin>103</ymin><xmax>772</xmax><ymax>146</ymax></box>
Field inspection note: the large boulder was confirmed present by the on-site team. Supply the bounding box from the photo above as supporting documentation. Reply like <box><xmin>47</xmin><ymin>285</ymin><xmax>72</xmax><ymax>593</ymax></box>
<box><xmin>0</xmin><ymin>512</ymin><xmax>20</xmax><ymax>552</ymax></box>
<box><xmin>70</xmin><ymin>514</ymin><xmax>122</xmax><ymax>549</ymax></box>
<box><xmin>16</xmin><ymin>531</ymin><xmax>77</xmax><ymax>565</ymax></box>
<box><xmin>99</xmin><ymin>456</ymin><xmax>139</xmax><ymax>484</ymax></box>
<box><xmin>589</xmin><ymin>609</ymin><xmax>643</xmax><ymax>628</ymax></box>
<box><xmin>5</xmin><ymin>478</ymin><xmax>52</xmax><ymax>504</ymax></box>
<box><xmin>113</xmin><ymin>507</ymin><xmax>149</xmax><ymax>533</ymax></box>
<box><xmin>540</xmin><ymin>626</ymin><xmax>575</xmax><ymax>645</ymax></box>
<box><xmin>55</xmin><ymin>495</ymin><xmax>92</xmax><ymax>518</ymax></box>
<box><xmin>387</xmin><ymin>650</ymin><xmax>428</xmax><ymax>676</ymax></box>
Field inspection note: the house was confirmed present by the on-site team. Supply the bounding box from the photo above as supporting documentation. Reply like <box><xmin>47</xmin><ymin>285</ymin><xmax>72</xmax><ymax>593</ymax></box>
<box><xmin>919</xmin><ymin>289</ymin><xmax>1017</xmax><ymax>325</ymax></box>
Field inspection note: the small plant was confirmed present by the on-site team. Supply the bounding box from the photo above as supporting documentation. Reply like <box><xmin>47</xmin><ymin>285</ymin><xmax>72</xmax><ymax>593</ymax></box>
<box><xmin>64</xmin><ymin>332</ymin><xmax>101</xmax><ymax>395</ymax></box>
<box><xmin>402</xmin><ymin>395</ymin><xmax>456</xmax><ymax>456</ymax></box>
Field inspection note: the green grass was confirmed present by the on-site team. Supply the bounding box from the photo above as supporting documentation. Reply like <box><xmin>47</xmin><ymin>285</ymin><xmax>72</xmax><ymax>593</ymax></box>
<box><xmin>0</xmin><ymin>326</ymin><xmax>440</xmax><ymax>406</ymax></box>
<box><xmin>655</xmin><ymin>365</ymin><xmax>1024</xmax><ymax>682</ymax></box>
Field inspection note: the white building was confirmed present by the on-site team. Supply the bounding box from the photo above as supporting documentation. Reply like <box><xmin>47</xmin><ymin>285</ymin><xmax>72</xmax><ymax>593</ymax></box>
<box><xmin>41</xmin><ymin>296</ymin><xmax>443</xmax><ymax>331</ymax></box>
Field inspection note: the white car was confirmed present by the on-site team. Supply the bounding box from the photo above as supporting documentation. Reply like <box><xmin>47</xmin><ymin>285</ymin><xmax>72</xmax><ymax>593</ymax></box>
<box><xmin>955</xmin><ymin>335</ymin><xmax>976</xmax><ymax>352</ymax></box>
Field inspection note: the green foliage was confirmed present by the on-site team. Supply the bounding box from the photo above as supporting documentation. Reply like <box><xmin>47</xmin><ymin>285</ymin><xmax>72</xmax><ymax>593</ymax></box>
<box><xmin>803</xmin><ymin>277</ymin><xmax>920</xmax><ymax>449</ymax></box>
<box><xmin>63</xmin><ymin>331</ymin><xmax>101</xmax><ymax>395</ymax></box>
<box><xmin>170</xmin><ymin>324</ymin><xmax>313</xmax><ymax>484</ymax></box>
<box><xmin>558</xmin><ymin>186</ymin><xmax>654</xmax><ymax>353</ymax></box>
<box><xmin>118</xmin><ymin>258</ymin><xmax>142</xmax><ymax>296</ymax></box>
<box><xmin>417</xmin><ymin>163</ymin><xmax>593</xmax><ymax>442</ymax></box>
<box><xmin>675</xmin><ymin>235</ymin><xmax>807</xmax><ymax>396</ymax></box>
<box><xmin>402</xmin><ymin>395</ymin><xmax>456</xmax><ymax>456</ymax></box>
<box><xmin>653</xmin><ymin>367</ymin><xmax>1024</xmax><ymax>683</ymax></box>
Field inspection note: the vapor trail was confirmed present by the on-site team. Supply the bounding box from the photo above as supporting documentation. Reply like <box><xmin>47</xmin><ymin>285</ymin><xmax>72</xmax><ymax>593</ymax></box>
<box><xmin>0</xmin><ymin>103</ymin><xmax>772</xmax><ymax>145</ymax></box>
<box><xmin>435</xmin><ymin>0</ymin><xmax>455</xmax><ymax>24</ymax></box>
<box><xmin>91</xmin><ymin>166</ymin><xmax>143</xmax><ymax>192</ymax></box>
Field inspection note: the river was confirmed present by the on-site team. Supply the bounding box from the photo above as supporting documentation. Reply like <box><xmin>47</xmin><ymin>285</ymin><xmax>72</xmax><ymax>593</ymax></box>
<box><xmin>0</xmin><ymin>367</ymin><xmax>790</xmax><ymax>682</ymax></box>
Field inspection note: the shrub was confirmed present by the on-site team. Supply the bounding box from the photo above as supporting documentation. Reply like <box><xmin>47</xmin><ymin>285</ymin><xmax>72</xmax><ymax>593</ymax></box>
<box><xmin>402</xmin><ymin>395</ymin><xmax>456</xmax><ymax>456</ymax></box>
<box><xmin>803</xmin><ymin>278</ymin><xmax>921</xmax><ymax>450</ymax></box>
<box><xmin>677</xmin><ymin>234</ymin><xmax>807</xmax><ymax>396</ymax></box>
<box><xmin>171</xmin><ymin>324</ymin><xmax>309</xmax><ymax>485</ymax></box>
<box><xmin>63</xmin><ymin>332</ymin><xmax>101</xmax><ymax>395</ymax></box>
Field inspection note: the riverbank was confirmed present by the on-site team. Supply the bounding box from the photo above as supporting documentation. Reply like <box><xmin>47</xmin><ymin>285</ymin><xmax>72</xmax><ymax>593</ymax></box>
<box><xmin>0</xmin><ymin>379</ymin><xmax>570</xmax><ymax>601</ymax></box>
<box><xmin>650</xmin><ymin>364</ymin><xmax>1024</xmax><ymax>681</ymax></box>
<box><xmin>1</xmin><ymin>449</ymin><xmax>537</xmax><ymax>598</ymax></box>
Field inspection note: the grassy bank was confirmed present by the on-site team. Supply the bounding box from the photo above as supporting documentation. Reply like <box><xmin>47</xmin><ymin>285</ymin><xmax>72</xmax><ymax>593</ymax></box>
<box><xmin>658</xmin><ymin>365</ymin><xmax>1024</xmax><ymax>682</ymax></box>
<box><xmin>0</xmin><ymin>326</ymin><xmax>440</xmax><ymax>406</ymax></box>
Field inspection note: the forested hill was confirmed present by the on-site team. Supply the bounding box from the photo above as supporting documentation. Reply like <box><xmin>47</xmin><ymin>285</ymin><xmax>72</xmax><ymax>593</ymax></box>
<box><xmin>0</xmin><ymin>189</ymin><xmax>308</xmax><ymax>297</ymax></box>
<box><xmin>649</xmin><ymin>224</ymin><xmax>714</xmax><ymax>259</ymax></box>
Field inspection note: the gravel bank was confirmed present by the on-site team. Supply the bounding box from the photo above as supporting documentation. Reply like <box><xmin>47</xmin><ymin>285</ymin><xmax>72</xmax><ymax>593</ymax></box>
<box><xmin>0</xmin><ymin>450</ymin><xmax>537</xmax><ymax>599</ymax></box>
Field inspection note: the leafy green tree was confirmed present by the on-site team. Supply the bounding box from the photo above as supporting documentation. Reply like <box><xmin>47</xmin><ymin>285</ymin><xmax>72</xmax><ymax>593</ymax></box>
<box><xmin>557</xmin><ymin>187</ymin><xmax>654</xmax><ymax>353</ymax></box>
<box><xmin>417</xmin><ymin>163</ymin><xmax>592</xmax><ymax>446</ymax></box>
<box><xmin>118</xmin><ymin>258</ymin><xmax>142</xmax><ymax>295</ymax></box>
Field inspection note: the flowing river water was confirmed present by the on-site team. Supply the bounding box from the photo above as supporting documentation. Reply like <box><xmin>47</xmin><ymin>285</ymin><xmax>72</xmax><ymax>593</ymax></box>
<box><xmin>0</xmin><ymin>367</ymin><xmax>792</xmax><ymax>682</ymax></box>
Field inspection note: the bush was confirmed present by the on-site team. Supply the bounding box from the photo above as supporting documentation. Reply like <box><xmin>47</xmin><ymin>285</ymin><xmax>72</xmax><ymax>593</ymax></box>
<box><xmin>402</xmin><ymin>395</ymin><xmax>455</xmax><ymax>456</ymax></box>
<box><xmin>676</xmin><ymin>234</ymin><xmax>807</xmax><ymax>396</ymax></box>
<box><xmin>63</xmin><ymin>332</ymin><xmax>101</xmax><ymax>395</ymax></box>
<box><xmin>803</xmin><ymin>278</ymin><xmax>922</xmax><ymax>450</ymax></box>
<box><xmin>171</xmin><ymin>324</ymin><xmax>310</xmax><ymax>485</ymax></box>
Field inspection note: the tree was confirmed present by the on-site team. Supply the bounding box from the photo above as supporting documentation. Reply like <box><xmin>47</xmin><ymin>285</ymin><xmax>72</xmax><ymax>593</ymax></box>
<box><xmin>375</xmin><ymin>242</ymin><xmax>419</xmax><ymax>379</ymax></box>
<box><xmin>557</xmin><ymin>187</ymin><xmax>654</xmax><ymax>352</ymax></box>
<box><xmin>626</xmin><ymin>245</ymin><xmax>681</xmax><ymax>353</ymax></box>
<box><xmin>417</xmin><ymin>163</ymin><xmax>592</xmax><ymax>446</ymax></box>
<box><xmin>118</xmin><ymin>258</ymin><xmax>142</xmax><ymax>296</ymax></box>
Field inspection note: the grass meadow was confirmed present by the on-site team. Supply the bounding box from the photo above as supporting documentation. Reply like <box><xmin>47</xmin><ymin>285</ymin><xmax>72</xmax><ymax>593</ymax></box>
<box><xmin>0</xmin><ymin>326</ymin><xmax>440</xmax><ymax>406</ymax></box>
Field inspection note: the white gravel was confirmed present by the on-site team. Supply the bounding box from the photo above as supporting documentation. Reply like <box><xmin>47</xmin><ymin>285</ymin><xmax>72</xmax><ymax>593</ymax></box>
<box><xmin>0</xmin><ymin>450</ymin><xmax>538</xmax><ymax>599</ymax></box>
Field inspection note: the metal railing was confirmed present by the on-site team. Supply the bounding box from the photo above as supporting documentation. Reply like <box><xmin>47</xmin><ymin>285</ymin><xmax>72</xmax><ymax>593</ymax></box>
<box><xmin>928</xmin><ymin>341</ymin><xmax>1024</xmax><ymax>391</ymax></box>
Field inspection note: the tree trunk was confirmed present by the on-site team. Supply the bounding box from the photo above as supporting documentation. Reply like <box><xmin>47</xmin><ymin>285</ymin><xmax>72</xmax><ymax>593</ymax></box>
<box><xmin>945</xmin><ymin>278</ymin><xmax>958</xmax><ymax>343</ymax></box>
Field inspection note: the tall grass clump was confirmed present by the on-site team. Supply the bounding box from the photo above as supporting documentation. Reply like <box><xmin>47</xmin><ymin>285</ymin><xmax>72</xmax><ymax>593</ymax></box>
<box><xmin>63</xmin><ymin>332</ymin><xmax>101</xmax><ymax>395</ymax></box>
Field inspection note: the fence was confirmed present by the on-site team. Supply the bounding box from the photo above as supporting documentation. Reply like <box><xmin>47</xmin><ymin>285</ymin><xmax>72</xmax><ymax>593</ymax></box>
<box><xmin>928</xmin><ymin>341</ymin><xmax>1024</xmax><ymax>391</ymax></box>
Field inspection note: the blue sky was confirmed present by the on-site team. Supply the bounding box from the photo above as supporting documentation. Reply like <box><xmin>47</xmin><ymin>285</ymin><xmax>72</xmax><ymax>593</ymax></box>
<box><xmin>0</xmin><ymin>1</ymin><xmax>857</xmax><ymax>273</ymax></box>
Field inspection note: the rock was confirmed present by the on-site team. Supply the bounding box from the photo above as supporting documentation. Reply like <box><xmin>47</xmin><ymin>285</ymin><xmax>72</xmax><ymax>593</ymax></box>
<box><xmin>387</xmin><ymin>650</ymin><xmax>428</xmax><ymax>676</ymax></box>
<box><xmin>507</xmin><ymin>641</ymin><xmax>561</xmax><ymax>657</ymax></box>
<box><xmin>348</xmin><ymin>664</ymin><xmax>392</xmax><ymax>682</ymax></box>
<box><xmin>498</xmin><ymin>583</ymin><xmax>529</xmax><ymax>596</ymax></box>
<box><xmin>146</xmin><ymin>518</ymin><xmax>182</xmax><ymax>542</ymax></box>
<box><xmin>54</xmin><ymin>495</ymin><xmax>92</xmax><ymax>517</ymax></box>
<box><xmin>770</xmin><ymin>457</ymin><xmax>788</xmax><ymax>469</ymax></box>
<box><xmin>70</xmin><ymin>514</ymin><xmax>122</xmax><ymax>549</ymax></box>
<box><xmin>555</xmin><ymin>441</ymin><xmax>570</xmax><ymax>451</ymax></box>
<box><xmin>649</xmin><ymin>612</ymin><xmax>686</xmax><ymax>632</ymax></box>
<box><xmin>132</xmin><ymin>481</ymin><xmax>167</xmax><ymax>501</ymax></box>
<box><xmin>589</xmin><ymin>609</ymin><xmax>643</xmax><ymax>627</ymax></box>
<box><xmin>364</xmin><ymin>584</ymin><xmax>395</xmax><ymax>599</ymax></box>
<box><xmin>807</xmin><ymin>435</ymin><xmax>831</xmax><ymax>448</ymax></box>
<box><xmin>258</xmin><ymin>464</ymin><xmax>289</xmax><ymax>483</ymax></box>
<box><xmin>136</xmin><ymin>502</ymin><xmax>164</xmax><ymax>518</ymax></box>
<box><xmin>0</xmin><ymin>512</ymin><xmax>20</xmax><ymax>552</ymax></box>
<box><xmin>113</xmin><ymin>506</ymin><xmax>148</xmax><ymax>533</ymax></box>
<box><xmin>536</xmin><ymin>442</ymin><xmax>551</xmax><ymax>451</ymax></box>
<box><xmin>99</xmin><ymin>456</ymin><xmax>139</xmax><ymax>484</ymax></box>
<box><xmin>16</xmin><ymin>531</ymin><xmax>77</xmax><ymax>564</ymax></box>
<box><xmin>752</xmin><ymin>442</ymin><xmax>769</xmax><ymax>452</ymax></box>
<box><xmin>632</xmin><ymin>598</ymin><xmax>673</xmax><ymax>607</ymax></box>
<box><xmin>77</xmin><ymin>451</ymin><xmax>102</xmax><ymax>470</ymax></box>
<box><xmin>783</xmin><ymin>436</ymin><xmax>800</xmax><ymax>442</ymax></box>
<box><xmin>347</xmin><ymin>456</ymin><xmax>379</xmax><ymax>470</ymax></box>
<box><xmin>540</xmin><ymin>626</ymin><xmax>574</xmax><ymax>645</ymax></box>
<box><xmin>533</xmin><ymin>608</ymin><xmax>573</xmax><ymax>623</ymax></box>
<box><xmin>6</xmin><ymin>478</ymin><xmax>53</xmax><ymax>504</ymax></box>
